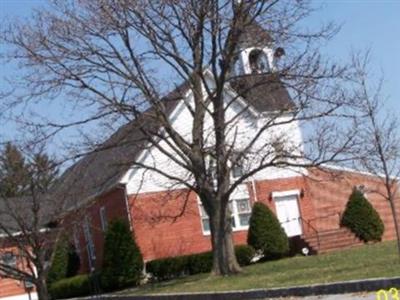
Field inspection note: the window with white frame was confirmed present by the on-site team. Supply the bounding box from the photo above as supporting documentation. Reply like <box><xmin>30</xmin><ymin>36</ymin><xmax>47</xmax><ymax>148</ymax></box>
<box><xmin>0</xmin><ymin>252</ymin><xmax>17</xmax><ymax>269</ymax></box>
<box><xmin>99</xmin><ymin>206</ymin><xmax>107</xmax><ymax>232</ymax></box>
<box><xmin>198</xmin><ymin>197</ymin><xmax>251</xmax><ymax>234</ymax></box>
<box><xmin>199</xmin><ymin>203</ymin><xmax>210</xmax><ymax>232</ymax></box>
<box><xmin>234</xmin><ymin>198</ymin><xmax>252</xmax><ymax>227</ymax></box>
<box><xmin>83</xmin><ymin>217</ymin><xmax>96</xmax><ymax>267</ymax></box>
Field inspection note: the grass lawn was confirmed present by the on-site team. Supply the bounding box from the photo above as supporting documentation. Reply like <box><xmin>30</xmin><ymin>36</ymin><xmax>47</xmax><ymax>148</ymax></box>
<box><xmin>121</xmin><ymin>241</ymin><xmax>400</xmax><ymax>295</ymax></box>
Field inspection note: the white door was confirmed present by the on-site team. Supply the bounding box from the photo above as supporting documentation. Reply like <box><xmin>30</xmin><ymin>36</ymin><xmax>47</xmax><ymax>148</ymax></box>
<box><xmin>274</xmin><ymin>195</ymin><xmax>302</xmax><ymax>237</ymax></box>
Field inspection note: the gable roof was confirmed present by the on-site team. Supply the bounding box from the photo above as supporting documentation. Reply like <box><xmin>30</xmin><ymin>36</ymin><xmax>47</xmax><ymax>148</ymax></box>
<box><xmin>53</xmin><ymin>73</ymin><xmax>294</xmax><ymax>209</ymax></box>
<box><xmin>229</xmin><ymin>74</ymin><xmax>295</xmax><ymax>112</ymax></box>
<box><xmin>53</xmin><ymin>97</ymin><xmax>181</xmax><ymax>210</ymax></box>
<box><xmin>0</xmin><ymin>195</ymin><xmax>56</xmax><ymax>236</ymax></box>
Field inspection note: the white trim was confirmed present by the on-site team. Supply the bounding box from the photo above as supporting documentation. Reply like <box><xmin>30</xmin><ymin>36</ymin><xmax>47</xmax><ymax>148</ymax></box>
<box><xmin>251</xmin><ymin>178</ymin><xmax>258</xmax><ymax>202</ymax></box>
<box><xmin>239</xmin><ymin>47</ymin><xmax>274</xmax><ymax>74</ymax></box>
<box><xmin>99</xmin><ymin>206</ymin><xmax>107</xmax><ymax>232</ymax></box>
<box><xmin>0</xmin><ymin>228</ymin><xmax>50</xmax><ymax>239</ymax></box>
<box><xmin>273</xmin><ymin>191</ymin><xmax>303</xmax><ymax>237</ymax></box>
<box><xmin>83</xmin><ymin>217</ymin><xmax>96</xmax><ymax>269</ymax></box>
<box><xmin>197</xmin><ymin>200</ymin><xmax>210</xmax><ymax>235</ymax></box>
<box><xmin>0</xmin><ymin>293</ymin><xmax>38</xmax><ymax>300</ymax></box>
<box><xmin>196</xmin><ymin>189</ymin><xmax>251</xmax><ymax>236</ymax></box>
<box><xmin>121</xmin><ymin>185</ymin><xmax>134</xmax><ymax>231</ymax></box>
<box><xmin>271</xmin><ymin>189</ymin><xmax>300</xmax><ymax>198</ymax></box>
<box><xmin>119</xmin><ymin>91</ymin><xmax>190</xmax><ymax>186</ymax></box>
<box><xmin>120</xmin><ymin>68</ymin><xmax>267</xmax><ymax>187</ymax></box>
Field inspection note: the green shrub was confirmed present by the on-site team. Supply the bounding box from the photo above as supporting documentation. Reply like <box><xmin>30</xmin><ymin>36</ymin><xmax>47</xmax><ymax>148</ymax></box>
<box><xmin>247</xmin><ymin>202</ymin><xmax>289</xmax><ymax>259</ymax></box>
<box><xmin>146</xmin><ymin>256</ymin><xmax>189</xmax><ymax>280</ymax></box>
<box><xmin>47</xmin><ymin>237</ymin><xmax>69</xmax><ymax>286</ymax></box>
<box><xmin>341</xmin><ymin>188</ymin><xmax>384</xmax><ymax>242</ymax></box>
<box><xmin>47</xmin><ymin>237</ymin><xmax>81</xmax><ymax>287</ymax></box>
<box><xmin>147</xmin><ymin>245</ymin><xmax>254</xmax><ymax>281</ymax></box>
<box><xmin>235</xmin><ymin>245</ymin><xmax>256</xmax><ymax>266</ymax></box>
<box><xmin>187</xmin><ymin>252</ymin><xmax>213</xmax><ymax>275</ymax></box>
<box><xmin>101</xmin><ymin>219</ymin><xmax>143</xmax><ymax>291</ymax></box>
<box><xmin>49</xmin><ymin>274</ymin><xmax>91</xmax><ymax>299</ymax></box>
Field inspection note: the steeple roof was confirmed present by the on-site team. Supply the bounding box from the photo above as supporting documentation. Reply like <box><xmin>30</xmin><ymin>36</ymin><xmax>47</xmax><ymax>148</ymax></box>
<box><xmin>237</xmin><ymin>22</ymin><xmax>273</xmax><ymax>49</ymax></box>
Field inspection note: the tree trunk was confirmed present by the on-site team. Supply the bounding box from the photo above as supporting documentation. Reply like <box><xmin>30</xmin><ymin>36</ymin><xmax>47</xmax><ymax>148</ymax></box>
<box><xmin>36</xmin><ymin>275</ymin><xmax>49</xmax><ymax>300</ymax></box>
<box><xmin>389</xmin><ymin>198</ymin><xmax>400</xmax><ymax>259</ymax></box>
<box><xmin>209</xmin><ymin>205</ymin><xmax>241</xmax><ymax>275</ymax></box>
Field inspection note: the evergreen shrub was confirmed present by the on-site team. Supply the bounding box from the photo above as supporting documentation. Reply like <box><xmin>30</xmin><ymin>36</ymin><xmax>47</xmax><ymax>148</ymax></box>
<box><xmin>49</xmin><ymin>274</ymin><xmax>91</xmax><ymax>299</ymax></box>
<box><xmin>101</xmin><ymin>219</ymin><xmax>143</xmax><ymax>291</ymax></box>
<box><xmin>146</xmin><ymin>245</ymin><xmax>255</xmax><ymax>281</ymax></box>
<box><xmin>247</xmin><ymin>202</ymin><xmax>289</xmax><ymax>259</ymax></box>
<box><xmin>341</xmin><ymin>188</ymin><xmax>384</xmax><ymax>242</ymax></box>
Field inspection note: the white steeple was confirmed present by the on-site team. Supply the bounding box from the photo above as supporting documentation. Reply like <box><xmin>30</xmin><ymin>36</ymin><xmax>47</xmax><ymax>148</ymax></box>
<box><xmin>234</xmin><ymin>22</ymin><xmax>284</xmax><ymax>76</ymax></box>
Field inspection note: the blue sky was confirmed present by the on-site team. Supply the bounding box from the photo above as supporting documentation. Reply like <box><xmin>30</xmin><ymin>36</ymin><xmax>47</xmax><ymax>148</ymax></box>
<box><xmin>1</xmin><ymin>0</ymin><xmax>399</xmax><ymax>148</ymax></box>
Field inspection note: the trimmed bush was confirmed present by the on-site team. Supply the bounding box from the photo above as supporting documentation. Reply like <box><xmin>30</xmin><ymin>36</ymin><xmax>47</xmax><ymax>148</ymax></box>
<box><xmin>146</xmin><ymin>245</ymin><xmax>254</xmax><ymax>281</ymax></box>
<box><xmin>101</xmin><ymin>219</ymin><xmax>143</xmax><ymax>291</ymax></box>
<box><xmin>146</xmin><ymin>256</ymin><xmax>189</xmax><ymax>280</ymax></box>
<box><xmin>187</xmin><ymin>252</ymin><xmax>213</xmax><ymax>275</ymax></box>
<box><xmin>47</xmin><ymin>237</ymin><xmax>69</xmax><ymax>286</ymax></box>
<box><xmin>47</xmin><ymin>237</ymin><xmax>81</xmax><ymax>287</ymax></box>
<box><xmin>341</xmin><ymin>188</ymin><xmax>384</xmax><ymax>242</ymax></box>
<box><xmin>49</xmin><ymin>274</ymin><xmax>91</xmax><ymax>299</ymax></box>
<box><xmin>247</xmin><ymin>202</ymin><xmax>289</xmax><ymax>259</ymax></box>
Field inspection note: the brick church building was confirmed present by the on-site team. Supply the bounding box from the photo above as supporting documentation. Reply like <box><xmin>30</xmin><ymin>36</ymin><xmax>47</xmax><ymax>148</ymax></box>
<box><xmin>1</xmin><ymin>23</ymin><xmax>399</xmax><ymax>300</ymax></box>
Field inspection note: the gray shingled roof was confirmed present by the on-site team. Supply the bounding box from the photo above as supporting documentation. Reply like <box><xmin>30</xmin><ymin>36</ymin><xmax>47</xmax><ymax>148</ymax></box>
<box><xmin>229</xmin><ymin>74</ymin><xmax>295</xmax><ymax>112</ymax></box>
<box><xmin>0</xmin><ymin>195</ymin><xmax>57</xmax><ymax>235</ymax></box>
<box><xmin>53</xmin><ymin>97</ymin><xmax>182</xmax><ymax>210</ymax></box>
<box><xmin>237</xmin><ymin>22</ymin><xmax>273</xmax><ymax>49</ymax></box>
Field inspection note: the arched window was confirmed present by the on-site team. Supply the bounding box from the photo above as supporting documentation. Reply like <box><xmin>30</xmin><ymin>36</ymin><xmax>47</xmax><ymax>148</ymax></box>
<box><xmin>248</xmin><ymin>49</ymin><xmax>270</xmax><ymax>74</ymax></box>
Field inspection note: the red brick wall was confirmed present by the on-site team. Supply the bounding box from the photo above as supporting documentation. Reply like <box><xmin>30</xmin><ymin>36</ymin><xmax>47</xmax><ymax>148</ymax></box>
<box><xmin>129</xmin><ymin>172</ymin><xmax>398</xmax><ymax>261</ymax></box>
<box><xmin>0</xmin><ymin>276</ymin><xmax>27</xmax><ymax>298</ymax></box>
<box><xmin>0</xmin><ymin>244</ymin><xmax>34</xmax><ymax>298</ymax></box>
<box><xmin>0</xmin><ymin>187</ymin><xmax>129</xmax><ymax>298</ymax></box>
<box><xmin>129</xmin><ymin>189</ymin><xmax>250</xmax><ymax>261</ymax></box>
<box><xmin>306</xmin><ymin>168</ymin><xmax>400</xmax><ymax>241</ymax></box>
<box><xmin>69</xmin><ymin>187</ymin><xmax>130</xmax><ymax>273</ymax></box>
<box><xmin>254</xmin><ymin>176</ymin><xmax>317</xmax><ymax>235</ymax></box>
<box><xmin>129</xmin><ymin>176</ymin><xmax>314</xmax><ymax>261</ymax></box>
<box><xmin>66</xmin><ymin>169</ymin><xmax>399</xmax><ymax>270</ymax></box>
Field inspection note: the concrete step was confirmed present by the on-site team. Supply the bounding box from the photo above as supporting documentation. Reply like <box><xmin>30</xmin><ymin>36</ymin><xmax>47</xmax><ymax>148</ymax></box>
<box><xmin>301</xmin><ymin>227</ymin><xmax>363</xmax><ymax>254</ymax></box>
<box><xmin>318</xmin><ymin>242</ymin><xmax>364</xmax><ymax>254</ymax></box>
<box><xmin>302</xmin><ymin>229</ymin><xmax>354</xmax><ymax>243</ymax></box>
<box><xmin>306</xmin><ymin>236</ymin><xmax>362</xmax><ymax>249</ymax></box>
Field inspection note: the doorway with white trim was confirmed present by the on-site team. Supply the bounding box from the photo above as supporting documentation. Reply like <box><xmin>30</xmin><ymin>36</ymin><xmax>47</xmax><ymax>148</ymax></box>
<box><xmin>273</xmin><ymin>191</ymin><xmax>302</xmax><ymax>237</ymax></box>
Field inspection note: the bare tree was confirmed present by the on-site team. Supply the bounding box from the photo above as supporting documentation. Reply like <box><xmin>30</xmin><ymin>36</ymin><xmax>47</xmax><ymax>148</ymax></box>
<box><xmin>0</xmin><ymin>146</ymin><xmax>60</xmax><ymax>300</ymax></box>
<box><xmin>351</xmin><ymin>55</ymin><xmax>400</xmax><ymax>257</ymax></box>
<box><xmin>1</xmin><ymin>0</ymin><xmax>365</xmax><ymax>275</ymax></box>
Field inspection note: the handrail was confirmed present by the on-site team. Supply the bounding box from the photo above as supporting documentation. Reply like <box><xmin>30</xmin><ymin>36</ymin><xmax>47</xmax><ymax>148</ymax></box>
<box><xmin>306</xmin><ymin>212</ymin><xmax>342</xmax><ymax>223</ymax></box>
<box><xmin>278</xmin><ymin>212</ymin><xmax>342</xmax><ymax>251</ymax></box>
<box><xmin>299</xmin><ymin>216</ymin><xmax>320</xmax><ymax>249</ymax></box>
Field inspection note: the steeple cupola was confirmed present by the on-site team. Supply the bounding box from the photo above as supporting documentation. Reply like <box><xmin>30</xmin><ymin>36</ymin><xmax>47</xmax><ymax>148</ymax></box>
<box><xmin>234</xmin><ymin>22</ymin><xmax>284</xmax><ymax>76</ymax></box>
